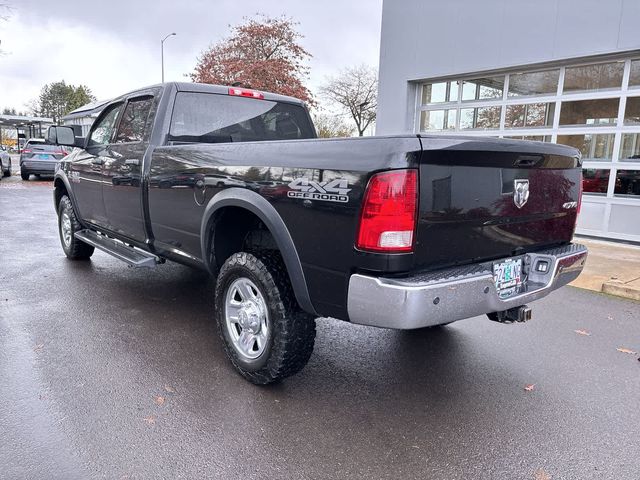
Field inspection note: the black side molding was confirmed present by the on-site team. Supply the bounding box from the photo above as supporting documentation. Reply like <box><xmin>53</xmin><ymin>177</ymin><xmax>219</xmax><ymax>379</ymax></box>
<box><xmin>200</xmin><ymin>188</ymin><xmax>318</xmax><ymax>316</ymax></box>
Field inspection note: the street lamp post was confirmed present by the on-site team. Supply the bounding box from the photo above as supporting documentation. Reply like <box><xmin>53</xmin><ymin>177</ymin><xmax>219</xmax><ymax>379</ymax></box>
<box><xmin>161</xmin><ymin>32</ymin><xmax>177</xmax><ymax>83</ymax></box>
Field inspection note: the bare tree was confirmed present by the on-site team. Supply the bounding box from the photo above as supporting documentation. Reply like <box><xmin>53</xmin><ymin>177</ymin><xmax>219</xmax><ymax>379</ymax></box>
<box><xmin>311</xmin><ymin>112</ymin><xmax>355</xmax><ymax>138</ymax></box>
<box><xmin>320</xmin><ymin>65</ymin><xmax>378</xmax><ymax>136</ymax></box>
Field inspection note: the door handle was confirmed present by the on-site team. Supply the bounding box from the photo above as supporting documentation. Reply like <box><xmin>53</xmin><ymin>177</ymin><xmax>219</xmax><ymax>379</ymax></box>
<box><xmin>124</xmin><ymin>159</ymin><xmax>140</xmax><ymax>166</ymax></box>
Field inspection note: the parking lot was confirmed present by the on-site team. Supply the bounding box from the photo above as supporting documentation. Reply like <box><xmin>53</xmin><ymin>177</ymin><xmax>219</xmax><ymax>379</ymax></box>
<box><xmin>1</xmin><ymin>174</ymin><xmax>639</xmax><ymax>480</ymax></box>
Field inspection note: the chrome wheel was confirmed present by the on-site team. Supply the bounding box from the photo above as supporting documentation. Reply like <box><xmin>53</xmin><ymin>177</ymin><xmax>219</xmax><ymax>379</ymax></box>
<box><xmin>61</xmin><ymin>211</ymin><xmax>72</xmax><ymax>247</ymax></box>
<box><xmin>224</xmin><ymin>277</ymin><xmax>270</xmax><ymax>360</ymax></box>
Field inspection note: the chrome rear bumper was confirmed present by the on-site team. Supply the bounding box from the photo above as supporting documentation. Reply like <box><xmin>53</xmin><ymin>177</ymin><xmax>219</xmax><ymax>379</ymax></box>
<box><xmin>347</xmin><ymin>243</ymin><xmax>587</xmax><ymax>329</ymax></box>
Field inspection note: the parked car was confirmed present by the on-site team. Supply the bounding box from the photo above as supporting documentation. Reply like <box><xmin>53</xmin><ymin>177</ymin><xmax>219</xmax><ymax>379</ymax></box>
<box><xmin>19</xmin><ymin>139</ymin><xmax>68</xmax><ymax>180</ymax></box>
<box><xmin>0</xmin><ymin>146</ymin><xmax>11</xmax><ymax>178</ymax></box>
<box><xmin>47</xmin><ymin>82</ymin><xmax>587</xmax><ymax>385</ymax></box>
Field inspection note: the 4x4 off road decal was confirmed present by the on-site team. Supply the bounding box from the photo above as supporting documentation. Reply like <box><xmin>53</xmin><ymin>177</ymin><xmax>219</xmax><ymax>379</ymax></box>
<box><xmin>287</xmin><ymin>178</ymin><xmax>351</xmax><ymax>203</ymax></box>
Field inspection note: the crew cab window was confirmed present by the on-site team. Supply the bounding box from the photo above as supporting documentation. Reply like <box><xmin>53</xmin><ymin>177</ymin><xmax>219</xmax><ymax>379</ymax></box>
<box><xmin>88</xmin><ymin>103</ymin><xmax>123</xmax><ymax>146</ymax></box>
<box><xmin>168</xmin><ymin>92</ymin><xmax>315</xmax><ymax>144</ymax></box>
<box><xmin>115</xmin><ymin>96</ymin><xmax>154</xmax><ymax>143</ymax></box>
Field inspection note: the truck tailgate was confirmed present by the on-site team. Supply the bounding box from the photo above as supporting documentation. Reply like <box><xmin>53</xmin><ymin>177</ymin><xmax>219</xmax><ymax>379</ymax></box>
<box><xmin>414</xmin><ymin>137</ymin><xmax>581</xmax><ymax>270</ymax></box>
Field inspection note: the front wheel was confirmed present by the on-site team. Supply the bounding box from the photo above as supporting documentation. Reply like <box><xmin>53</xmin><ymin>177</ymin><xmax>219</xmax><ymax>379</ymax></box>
<box><xmin>21</xmin><ymin>171</ymin><xmax>29</xmax><ymax>181</ymax></box>
<box><xmin>58</xmin><ymin>195</ymin><xmax>95</xmax><ymax>260</ymax></box>
<box><xmin>214</xmin><ymin>252</ymin><xmax>316</xmax><ymax>385</ymax></box>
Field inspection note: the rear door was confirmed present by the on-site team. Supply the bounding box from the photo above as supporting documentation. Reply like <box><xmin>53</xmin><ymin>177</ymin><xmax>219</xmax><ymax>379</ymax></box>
<box><xmin>102</xmin><ymin>95</ymin><xmax>156</xmax><ymax>242</ymax></box>
<box><xmin>71</xmin><ymin>102</ymin><xmax>124</xmax><ymax>227</ymax></box>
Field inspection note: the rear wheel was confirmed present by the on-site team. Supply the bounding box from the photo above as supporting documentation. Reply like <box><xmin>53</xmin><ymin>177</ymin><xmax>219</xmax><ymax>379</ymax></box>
<box><xmin>214</xmin><ymin>252</ymin><xmax>316</xmax><ymax>385</ymax></box>
<box><xmin>58</xmin><ymin>195</ymin><xmax>94</xmax><ymax>260</ymax></box>
<box><xmin>5</xmin><ymin>160</ymin><xmax>11</xmax><ymax>177</ymax></box>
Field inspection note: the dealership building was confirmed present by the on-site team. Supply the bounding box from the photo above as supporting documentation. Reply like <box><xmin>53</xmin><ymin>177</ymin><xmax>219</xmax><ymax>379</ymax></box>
<box><xmin>377</xmin><ymin>0</ymin><xmax>640</xmax><ymax>243</ymax></box>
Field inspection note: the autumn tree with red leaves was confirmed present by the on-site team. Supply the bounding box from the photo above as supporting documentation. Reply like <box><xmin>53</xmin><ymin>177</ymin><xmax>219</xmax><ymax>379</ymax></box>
<box><xmin>191</xmin><ymin>15</ymin><xmax>313</xmax><ymax>104</ymax></box>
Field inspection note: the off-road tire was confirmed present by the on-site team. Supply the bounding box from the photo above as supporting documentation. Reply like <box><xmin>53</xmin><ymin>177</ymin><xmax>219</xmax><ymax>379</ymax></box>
<box><xmin>21</xmin><ymin>171</ymin><xmax>29</xmax><ymax>181</ymax></box>
<box><xmin>58</xmin><ymin>195</ymin><xmax>95</xmax><ymax>260</ymax></box>
<box><xmin>214</xmin><ymin>251</ymin><xmax>316</xmax><ymax>385</ymax></box>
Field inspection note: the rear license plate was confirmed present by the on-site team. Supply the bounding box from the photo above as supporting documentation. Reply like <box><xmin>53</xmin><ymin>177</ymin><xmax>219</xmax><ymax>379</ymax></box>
<box><xmin>493</xmin><ymin>259</ymin><xmax>523</xmax><ymax>299</ymax></box>
<box><xmin>38</xmin><ymin>154</ymin><xmax>50</xmax><ymax>159</ymax></box>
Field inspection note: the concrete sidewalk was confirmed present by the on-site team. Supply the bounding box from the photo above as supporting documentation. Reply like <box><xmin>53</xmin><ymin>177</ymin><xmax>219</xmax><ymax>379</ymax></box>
<box><xmin>571</xmin><ymin>237</ymin><xmax>640</xmax><ymax>301</ymax></box>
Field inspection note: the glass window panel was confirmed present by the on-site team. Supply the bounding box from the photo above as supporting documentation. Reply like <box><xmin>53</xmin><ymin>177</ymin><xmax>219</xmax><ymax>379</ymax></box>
<box><xmin>614</xmin><ymin>170</ymin><xmax>640</xmax><ymax>197</ymax></box>
<box><xmin>556</xmin><ymin>134</ymin><xmax>614</xmax><ymax>161</ymax></box>
<box><xmin>506</xmin><ymin>103</ymin><xmax>555</xmax><ymax>128</ymax></box>
<box><xmin>582</xmin><ymin>168</ymin><xmax>610</xmax><ymax>195</ymax></box>
<box><xmin>422</xmin><ymin>81</ymin><xmax>459</xmax><ymax>104</ymax></box>
<box><xmin>503</xmin><ymin>135</ymin><xmax>552</xmax><ymax>142</ymax></box>
<box><xmin>450</xmin><ymin>82</ymin><xmax>459</xmax><ymax>102</ymax></box>
<box><xmin>459</xmin><ymin>108</ymin><xmax>475</xmax><ymax>129</ymax></box>
<box><xmin>508</xmin><ymin>70</ymin><xmax>559</xmax><ymax>96</ymax></box>
<box><xmin>476</xmin><ymin>106</ymin><xmax>501</xmax><ymax>129</ymax></box>
<box><xmin>624</xmin><ymin>96</ymin><xmax>640</xmax><ymax>125</ymax></box>
<box><xmin>420</xmin><ymin>109</ymin><xmax>456</xmax><ymax>131</ymax></box>
<box><xmin>629</xmin><ymin>60</ymin><xmax>640</xmax><ymax>88</ymax></box>
<box><xmin>422</xmin><ymin>83</ymin><xmax>447</xmax><ymax>104</ymax></box>
<box><xmin>563</xmin><ymin>62</ymin><xmax>624</xmax><ymax>93</ymax></box>
<box><xmin>505</xmin><ymin>105</ymin><xmax>525</xmax><ymax>128</ymax></box>
<box><xmin>461</xmin><ymin>76</ymin><xmax>504</xmax><ymax>101</ymax></box>
<box><xmin>620</xmin><ymin>133</ymin><xmax>640</xmax><ymax>161</ymax></box>
<box><xmin>459</xmin><ymin>106</ymin><xmax>501</xmax><ymax>129</ymax></box>
<box><xmin>559</xmin><ymin>98</ymin><xmax>619</xmax><ymax>126</ymax></box>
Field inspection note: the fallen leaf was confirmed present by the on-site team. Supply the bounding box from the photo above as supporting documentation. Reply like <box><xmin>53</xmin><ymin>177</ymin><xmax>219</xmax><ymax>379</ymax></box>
<box><xmin>574</xmin><ymin>329</ymin><xmax>591</xmax><ymax>336</ymax></box>
<box><xmin>617</xmin><ymin>347</ymin><xmax>637</xmax><ymax>355</ymax></box>
<box><xmin>143</xmin><ymin>415</ymin><xmax>156</xmax><ymax>425</ymax></box>
<box><xmin>163</xmin><ymin>385</ymin><xmax>176</xmax><ymax>394</ymax></box>
<box><xmin>534</xmin><ymin>468</ymin><xmax>552</xmax><ymax>480</ymax></box>
<box><xmin>153</xmin><ymin>396</ymin><xmax>165</xmax><ymax>406</ymax></box>
<box><xmin>524</xmin><ymin>384</ymin><xmax>535</xmax><ymax>392</ymax></box>
<box><xmin>33</xmin><ymin>343</ymin><xmax>44</xmax><ymax>352</ymax></box>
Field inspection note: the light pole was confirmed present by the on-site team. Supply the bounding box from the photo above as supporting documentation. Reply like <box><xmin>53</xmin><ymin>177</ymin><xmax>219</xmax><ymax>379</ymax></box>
<box><xmin>161</xmin><ymin>32</ymin><xmax>176</xmax><ymax>83</ymax></box>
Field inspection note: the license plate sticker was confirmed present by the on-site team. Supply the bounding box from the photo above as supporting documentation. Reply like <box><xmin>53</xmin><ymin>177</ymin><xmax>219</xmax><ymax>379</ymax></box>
<box><xmin>493</xmin><ymin>259</ymin><xmax>523</xmax><ymax>299</ymax></box>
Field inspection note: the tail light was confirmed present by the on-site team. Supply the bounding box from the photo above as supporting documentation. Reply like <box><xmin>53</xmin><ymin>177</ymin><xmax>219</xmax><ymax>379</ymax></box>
<box><xmin>577</xmin><ymin>174</ymin><xmax>583</xmax><ymax>215</ymax></box>
<box><xmin>356</xmin><ymin>169</ymin><xmax>418</xmax><ymax>253</ymax></box>
<box><xmin>228</xmin><ymin>87</ymin><xmax>264</xmax><ymax>100</ymax></box>
<box><xmin>22</xmin><ymin>149</ymin><xmax>32</xmax><ymax>154</ymax></box>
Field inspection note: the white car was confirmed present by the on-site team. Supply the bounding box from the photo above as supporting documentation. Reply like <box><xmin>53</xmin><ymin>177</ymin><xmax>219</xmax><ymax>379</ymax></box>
<box><xmin>0</xmin><ymin>146</ymin><xmax>11</xmax><ymax>178</ymax></box>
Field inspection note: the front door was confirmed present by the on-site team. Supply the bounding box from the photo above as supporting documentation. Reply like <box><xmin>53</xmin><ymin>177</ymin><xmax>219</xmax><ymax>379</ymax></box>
<box><xmin>70</xmin><ymin>102</ymin><xmax>123</xmax><ymax>228</ymax></box>
<box><xmin>102</xmin><ymin>95</ymin><xmax>156</xmax><ymax>243</ymax></box>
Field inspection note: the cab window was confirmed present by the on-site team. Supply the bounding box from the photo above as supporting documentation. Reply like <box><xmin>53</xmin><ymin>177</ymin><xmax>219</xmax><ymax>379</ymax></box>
<box><xmin>114</xmin><ymin>96</ymin><xmax>154</xmax><ymax>143</ymax></box>
<box><xmin>88</xmin><ymin>103</ymin><xmax>123</xmax><ymax>146</ymax></box>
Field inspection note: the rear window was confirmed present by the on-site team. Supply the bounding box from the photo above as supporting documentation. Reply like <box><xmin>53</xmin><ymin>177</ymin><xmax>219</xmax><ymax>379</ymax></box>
<box><xmin>168</xmin><ymin>92</ymin><xmax>315</xmax><ymax>144</ymax></box>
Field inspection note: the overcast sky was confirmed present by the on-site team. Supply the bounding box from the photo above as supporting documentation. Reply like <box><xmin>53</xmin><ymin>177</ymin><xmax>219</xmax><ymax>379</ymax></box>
<box><xmin>0</xmin><ymin>0</ymin><xmax>382</xmax><ymax>112</ymax></box>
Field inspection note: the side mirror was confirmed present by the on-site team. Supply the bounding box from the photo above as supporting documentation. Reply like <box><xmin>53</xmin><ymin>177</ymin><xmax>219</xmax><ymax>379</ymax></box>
<box><xmin>47</xmin><ymin>126</ymin><xmax>77</xmax><ymax>147</ymax></box>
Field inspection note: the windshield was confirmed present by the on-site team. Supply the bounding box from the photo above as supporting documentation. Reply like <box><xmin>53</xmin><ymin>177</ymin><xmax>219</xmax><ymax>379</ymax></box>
<box><xmin>168</xmin><ymin>92</ymin><xmax>315</xmax><ymax>144</ymax></box>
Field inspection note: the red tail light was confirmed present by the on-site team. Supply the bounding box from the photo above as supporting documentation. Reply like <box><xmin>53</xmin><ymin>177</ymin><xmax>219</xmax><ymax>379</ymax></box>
<box><xmin>22</xmin><ymin>149</ymin><xmax>32</xmax><ymax>154</ymax></box>
<box><xmin>228</xmin><ymin>87</ymin><xmax>264</xmax><ymax>100</ymax></box>
<box><xmin>356</xmin><ymin>169</ymin><xmax>418</xmax><ymax>253</ymax></box>
<box><xmin>577</xmin><ymin>174</ymin><xmax>583</xmax><ymax>215</ymax></box>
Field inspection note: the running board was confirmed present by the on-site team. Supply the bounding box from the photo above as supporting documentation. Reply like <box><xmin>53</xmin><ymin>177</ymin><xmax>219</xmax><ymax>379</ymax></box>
<box><xmin>74</xmin><ymin>230</ymin><xmax>160</xmax><ymax>268</ymax></box>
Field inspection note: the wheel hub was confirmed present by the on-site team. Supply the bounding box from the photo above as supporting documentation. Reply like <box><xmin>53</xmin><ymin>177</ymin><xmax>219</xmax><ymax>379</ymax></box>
<box><xmin>238</xmin><ymin>301</ymin><xmax>262</xmax><ymax>334</ymax></box>
<box><xmin>224</xmin><ymin>277</ymin><xmax>270</xmax><ymax>360</ymax></box>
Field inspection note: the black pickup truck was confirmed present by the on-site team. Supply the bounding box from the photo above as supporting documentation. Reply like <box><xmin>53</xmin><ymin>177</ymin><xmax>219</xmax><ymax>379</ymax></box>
<box><xmin>48</xmin><ymin>82</ymin><xmax>587</xmax><ymax>384</ymax></box>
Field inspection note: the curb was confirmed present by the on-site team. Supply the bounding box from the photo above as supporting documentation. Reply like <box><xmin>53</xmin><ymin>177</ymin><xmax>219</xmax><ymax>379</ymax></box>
<box><xmin>602</xmin><ymin>281</ymin><xmax>640</xmax><ymax>302</ymax></box>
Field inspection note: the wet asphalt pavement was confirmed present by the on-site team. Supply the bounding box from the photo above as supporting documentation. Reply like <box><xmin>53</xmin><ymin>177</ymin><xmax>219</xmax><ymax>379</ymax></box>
<box><xmin>1</xmin><ymin>174</ymin><xmax>639</xmax><ymax>480</ymax></box>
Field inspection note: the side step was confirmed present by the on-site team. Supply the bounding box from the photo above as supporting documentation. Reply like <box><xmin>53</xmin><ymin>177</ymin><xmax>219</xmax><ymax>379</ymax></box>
<box><xmin>75</xmin><ymin>230</ymin><xmax>161</xmax><ymax>268</ymax></box>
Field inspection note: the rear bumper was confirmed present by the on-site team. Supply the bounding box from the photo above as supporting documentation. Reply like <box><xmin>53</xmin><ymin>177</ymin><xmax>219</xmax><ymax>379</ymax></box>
<box><xmin>20</xmin><ymin>161</ymin><xmax>57</xmax><ymax>175</ymax></box>
<box><xmin>347</xmin><ymin>243</ymin><xmax>587</xmax><ymax>329</ymax></box>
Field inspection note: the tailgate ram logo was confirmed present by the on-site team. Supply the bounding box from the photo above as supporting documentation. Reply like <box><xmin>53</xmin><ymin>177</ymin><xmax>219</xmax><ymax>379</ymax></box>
<box><xmin>513</xmin><ymin>179</ymin><xmax>530</xmax><ymax>209</ymax></box>
<box><xmin>287</xmin><ymin>178</ymin><xmax>351</xmax><ymax>203</ymax></box>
